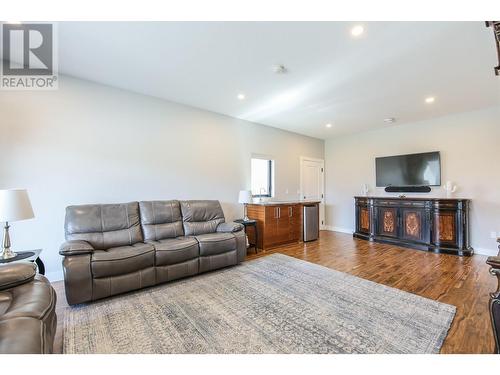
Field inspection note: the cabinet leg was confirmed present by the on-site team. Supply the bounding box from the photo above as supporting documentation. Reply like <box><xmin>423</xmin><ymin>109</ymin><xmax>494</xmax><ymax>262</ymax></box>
<box><xmin>35</xmin><ymin>257</ymin><xmax>45</xmax><ymax>275</ymax></box>
<box><xmin>254</xmin><ymin>225</ymin><xmax>258</xmax><ymax>254</ymax></box>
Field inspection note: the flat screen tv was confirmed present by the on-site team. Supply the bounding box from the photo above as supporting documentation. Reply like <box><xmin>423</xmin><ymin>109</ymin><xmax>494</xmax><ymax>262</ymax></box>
<box><xmin>375</xmin><ymin>151</ymin><xmax>441</xmax><ymax>187</ymax></box>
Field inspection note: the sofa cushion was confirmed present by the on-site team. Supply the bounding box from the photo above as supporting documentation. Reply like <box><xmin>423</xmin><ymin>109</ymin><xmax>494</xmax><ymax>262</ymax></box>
<box><xmin>65</xmin><ymin>202</ymin><xmax>143</xmax><ymax>250</ymax></box>
<box><xmin>139</xmin><ymin>200</ymin><xmax>184</xmax><ymax>241</ymax></box>
<box><xmin>150</xmin><ymin>237</ymin><xmax>199</xmax><ymax>266</ymax></box>
<box><xmin>156</xmin><ymin>258</ymin><xmax>199</xmax><ymax>284</ymax></box>
<box><xmin>91</xmin><ymin>243</ymin><xmax>155</xmax><ymax>278</ymax></box>
<box><xmin>92</xmin><ymin>268</ymin><xmax>155</xmax><ymax>301</ymax></box>
<box><xmin>180</xmin><ymin>200</ymin><xmax>225</xmax><ymax>236</ymax></box>
<box><xmin>195</xmin><ymin>232</ymin><xmax>236</xmax><ymax>256</ymax></box>
<box><xmin>199</xmin><ymin>250</ymin><xmax>238</xmax><ymax>273</ymax></box>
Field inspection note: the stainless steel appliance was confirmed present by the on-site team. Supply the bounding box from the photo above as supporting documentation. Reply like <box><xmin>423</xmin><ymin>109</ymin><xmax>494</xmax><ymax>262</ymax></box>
<box><xmin>303</xmin><ymin>204</ymin><xmax>319</xmax><ymax>242</ymax></box>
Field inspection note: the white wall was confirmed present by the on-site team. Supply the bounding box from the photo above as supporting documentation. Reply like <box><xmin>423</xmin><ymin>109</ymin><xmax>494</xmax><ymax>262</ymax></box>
<box><xmin>0</xmin><ymin>76</ymin><xmax>324</xmax><ymax>280</ymax></box>
<box><xmin>324</xmin><ymin>106</ymin><xmax>500</xmax><ymax>256</ymax></box>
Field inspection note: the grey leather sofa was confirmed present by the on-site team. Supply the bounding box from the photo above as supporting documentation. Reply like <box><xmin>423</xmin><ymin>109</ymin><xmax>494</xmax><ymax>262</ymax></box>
<box><xmin>0</xmin><ymin>263</ymin><xmax>57</xmax><ymax>353</ymax></box>
<box><xmin>60</xmin><ymin>200</ymin><xmax>246</xmax><ymax>305</ymax></box>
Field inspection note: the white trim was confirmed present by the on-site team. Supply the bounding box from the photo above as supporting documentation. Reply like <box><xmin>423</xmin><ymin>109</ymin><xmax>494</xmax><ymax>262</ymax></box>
<box><xmin>473</xmin><ymin>247</ymin><xmax>498</xmax><ymax>257</ymax></box>
<box><xmin>299</xmin><ymin>156</ymin><xmax>325</xmax><ymax>164</ymax></box>
<box><xmin>300</xmin><ymin>156</ymin><xmax>325</xmax><ymax>230</ymax></box>
<box><xmin>250</xmin><ymin>155</ymin><xmax>275</xmax><ymax>198</ymax></box>
<box><xmin>323</xmin><ymin>225</ymin><xmax>353</xmax><ymax>234</ymax></box>
<box><xmin>251</xmin><ymin>153</ymin><xmax>274</xmax><ymax>161</ymax></box>
<box><xmin>45</xmin><ymin>270</ymin><xmax>64</xmax><ymax>282</ymax></box>
<box><xmin>299</xmin><ymin>156</ymin><xmax>325</xmax><ymax>196</ymax></box>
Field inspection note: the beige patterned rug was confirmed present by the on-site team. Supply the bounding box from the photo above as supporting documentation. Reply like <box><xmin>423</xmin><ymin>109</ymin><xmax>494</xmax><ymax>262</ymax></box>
<box><xmin>63</xmin><ymin>254</ymin><xmax>455</xmax><ymax>354</ymax></box>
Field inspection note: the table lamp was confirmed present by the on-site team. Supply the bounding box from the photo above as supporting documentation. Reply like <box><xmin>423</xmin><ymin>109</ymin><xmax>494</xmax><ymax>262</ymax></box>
<box><xmin>238</xmin><ymin>190</ymin><xmax>252</xmax><ymax>221</ymax></box>
<box><xmin>0</xmin><ymin>189</ymin><xmax>35</xmax><ymax>259</ymax></box>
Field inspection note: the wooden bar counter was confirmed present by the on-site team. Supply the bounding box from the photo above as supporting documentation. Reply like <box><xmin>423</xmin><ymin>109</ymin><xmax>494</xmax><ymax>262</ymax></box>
<box><xmin>247</xmin><ymin>201</ymin><xmax>320</xmax><ymax>250</ymax></box>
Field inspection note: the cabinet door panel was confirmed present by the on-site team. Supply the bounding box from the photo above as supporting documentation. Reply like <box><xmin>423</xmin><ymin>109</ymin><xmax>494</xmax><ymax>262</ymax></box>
<box><xmin>276</xmin><ymin>206</ymin><xmax>291</xmax><ymax>243</ymax></box>
<box><xmin>358</xmin><ymin>206</ymin><xmax>371</xmax><ymax>234</ymax></box>
<box><xmin>264</xmin><ymin>206</ymin><xmax>279</xmax><ymax>247</ymax></box>
<box><xmin>401</xmin><ymin>208</ymin><xmax>426</xmax><ymax>243</ymax></box>
<box><xmin>432</xmin><ymin>211</ymin><xmax>458</xmax><ymax>246</ymax></box>
<box><xmin>289</xmin><ymin>204</ymin><xmax>301</xmax><ymax>241</ymax></box>
<box><xmin>376</xmin><ymin>207</ymin><xmax>398</xmax><ymax>238</ymax></box>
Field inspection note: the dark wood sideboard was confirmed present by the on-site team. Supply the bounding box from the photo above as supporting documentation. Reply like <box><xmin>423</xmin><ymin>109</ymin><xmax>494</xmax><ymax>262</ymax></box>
<box><xmin>486</xmin><ymin>242</ymin><xmax>500</xmax><ymax>353</ymax></box>
<box><xmin>353</xmin><ymin>196</ymin><xmax>473</xmax><ymax>256</ymax></box>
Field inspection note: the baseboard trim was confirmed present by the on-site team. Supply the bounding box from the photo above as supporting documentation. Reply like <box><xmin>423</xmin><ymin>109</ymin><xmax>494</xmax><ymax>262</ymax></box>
<box><xmin>45</xmin><ymin>270</ymin><xmax>64</xmax><ymax>282</ymax></box>
<box><xmin>323</xmin><ymin>226</ymin><xmax>353</xmax><ymax>234</ymax></box>
<box><xmin>474</xmin><ymin>247</ymin><xmax>498</xmax><ymax>257</ymax></box>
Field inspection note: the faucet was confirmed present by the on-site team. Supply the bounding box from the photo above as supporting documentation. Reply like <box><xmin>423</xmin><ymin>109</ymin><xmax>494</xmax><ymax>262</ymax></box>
<box><xmin>260</xmin><ymin>187</ymin><xmax>265</xmax><ymax>202</ymax></box>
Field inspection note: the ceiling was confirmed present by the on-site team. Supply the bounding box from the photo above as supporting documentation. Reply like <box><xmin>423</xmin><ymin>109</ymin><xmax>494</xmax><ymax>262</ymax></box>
<box><xmin>53</xmin><ymin>22</ymin><xmax>500</xmax><ymax>139</ymax></box>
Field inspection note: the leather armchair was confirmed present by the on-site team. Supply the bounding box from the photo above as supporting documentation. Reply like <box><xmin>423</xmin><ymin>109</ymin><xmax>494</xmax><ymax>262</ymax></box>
<box><xmin>0</xmin><ymin>263</ymin><xmax>57</xmax><ymax>353</ymax></box>
<box><xmin>0</xmin><ymin>262</ymin><xmax>37</xmax><ymax>290</ymax></box>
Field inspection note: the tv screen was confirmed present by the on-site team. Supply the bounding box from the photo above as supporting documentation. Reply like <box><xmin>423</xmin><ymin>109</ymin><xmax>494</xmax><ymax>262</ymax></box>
<box><xmin>375</xmin><ymin>151</ymin><xmax>441</xmax><ymax>187</ymax></box>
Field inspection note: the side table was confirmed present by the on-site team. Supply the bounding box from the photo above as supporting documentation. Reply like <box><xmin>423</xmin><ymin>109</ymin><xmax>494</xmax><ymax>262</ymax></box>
<box><xmin>235</xmin><ymin>219</ymin><xmax>258</xmax><ymax>254</ymax></box>
<box><xmin>0</xmin><ymin>249</ymin><xmax>45</xmax><ymax>275</ymax></box>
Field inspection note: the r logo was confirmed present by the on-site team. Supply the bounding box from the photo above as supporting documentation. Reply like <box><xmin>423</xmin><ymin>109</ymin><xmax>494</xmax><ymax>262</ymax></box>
<box><xmin>2</xmin><ymin>23</ymin><xmax>53</xmax><ymax>76</ymax></box>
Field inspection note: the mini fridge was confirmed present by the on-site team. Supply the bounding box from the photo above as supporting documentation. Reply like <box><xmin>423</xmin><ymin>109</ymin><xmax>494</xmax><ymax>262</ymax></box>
<box><xmin>303</xmin><ymin>204</ymin><xmax>319</xmax><ymax>242</ymax></box>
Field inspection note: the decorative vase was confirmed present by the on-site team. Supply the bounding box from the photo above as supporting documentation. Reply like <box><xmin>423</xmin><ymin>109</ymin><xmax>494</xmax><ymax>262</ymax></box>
<box><xmin>361</xmin><ymin>184</ymin><xmax>370</xmax><ymax>197</ymax></box>
<box><xmin>443</xmin><ymin>181</ymin><xmax>457</xmax><ymax>198</ymax></box>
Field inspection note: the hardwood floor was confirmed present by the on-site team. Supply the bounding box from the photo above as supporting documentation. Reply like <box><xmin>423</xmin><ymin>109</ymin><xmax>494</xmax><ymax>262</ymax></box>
<box><xmin>51</xmin><ymin>231</ymin><xmax>496</xmax><ymax>354</ymax></box>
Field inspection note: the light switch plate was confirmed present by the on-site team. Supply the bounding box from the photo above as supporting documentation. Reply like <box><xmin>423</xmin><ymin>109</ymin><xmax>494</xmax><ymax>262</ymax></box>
<box><xmin>490</xmin><ymin>231</ymin><xmax>497</xmax><ymax>239</ymax></box>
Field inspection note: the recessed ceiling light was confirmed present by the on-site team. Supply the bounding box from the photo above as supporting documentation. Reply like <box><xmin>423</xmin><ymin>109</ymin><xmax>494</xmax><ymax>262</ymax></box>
<box><xmin>237</xmin><ymin>93</ymin><xmax>245</xmax><ymax>100</ymax></box>
<box><xmin>383</xmin><ymin>118</ymin><xmax>396</xmax><ymax>123</ymax></box>
<box><xmin>425</xmin><ymin>96</ymin><xmax>435</xmax><ymax>104</ymax></box>
<box><xmin>325</xmin><ymin>123</ymin><xmax>333</xmax><ymax>128</ymax></box>
<box><xmin>272</xmin><ymin>64</ymin><xmax>288</xmax><ymax>74</ymax></box>
<box><xmin>351</xmin><ymin>25</ymin><xmax>364</xmax><ymax>37</ymax></box>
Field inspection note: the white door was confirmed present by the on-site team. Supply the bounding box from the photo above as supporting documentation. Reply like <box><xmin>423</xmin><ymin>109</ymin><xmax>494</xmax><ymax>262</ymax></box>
<box><xmin>300</xmin><ymin>157</ymin><xmax>325</xmax><ymax>230</ymax></box>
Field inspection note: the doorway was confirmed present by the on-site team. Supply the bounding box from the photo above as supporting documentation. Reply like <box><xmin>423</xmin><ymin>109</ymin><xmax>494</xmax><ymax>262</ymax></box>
<box><xmin>300</xmin><ymin>157</ymin><xmax>325</xmax><ymax>230</ymax></box>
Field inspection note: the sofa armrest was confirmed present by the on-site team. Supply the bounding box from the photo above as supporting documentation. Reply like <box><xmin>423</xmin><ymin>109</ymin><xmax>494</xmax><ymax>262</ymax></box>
<box><xmin>217</xmin><ymin>222</ymin><xmax>244</xmax><ymax>233</ymax></box>
<box><xmin>59</xmin><ymin>240</ymin><xmax>94</xmax><ymax>256</ymax></box>
<box><xmin>0</xmin><ymin>263</ymin><xmax>36</xmax><ymax>291</ymax></box>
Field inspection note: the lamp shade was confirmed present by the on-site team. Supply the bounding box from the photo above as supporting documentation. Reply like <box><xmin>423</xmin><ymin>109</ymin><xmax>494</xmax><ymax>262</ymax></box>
<box><xmin>238</xmin><ymin>190</ymin><xmax>252</xmax><ymax>204</ymax></box>
<box><xmin>0</xmin><ymin>189</ymin><xmax>35</xmax><ymax>222</ymax></box>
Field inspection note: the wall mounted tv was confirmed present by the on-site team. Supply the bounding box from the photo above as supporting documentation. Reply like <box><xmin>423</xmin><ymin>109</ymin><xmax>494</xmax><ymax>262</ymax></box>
<box><xmin>375</xmin><ymin>151</ymin><xmax>441</xmax><ymax>187</ymax></box>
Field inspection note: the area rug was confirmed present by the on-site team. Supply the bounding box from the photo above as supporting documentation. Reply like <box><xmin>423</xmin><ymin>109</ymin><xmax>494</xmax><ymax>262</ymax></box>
<box><xmin>63</xmin><ymin>253</ymin><xmax>456</xmax><ymax>354</ymax></box>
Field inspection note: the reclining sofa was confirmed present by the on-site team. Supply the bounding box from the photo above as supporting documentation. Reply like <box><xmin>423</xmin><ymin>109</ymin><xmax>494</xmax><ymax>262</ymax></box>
<box><xmin>0</xmin><ymin>263</ymin><xmax>57</xmax><ymax>353</ymax></box>
<box><xmin>60</xmin><ymin>200</ymin><xmax>246</xmax><ymax>305</ymax></box>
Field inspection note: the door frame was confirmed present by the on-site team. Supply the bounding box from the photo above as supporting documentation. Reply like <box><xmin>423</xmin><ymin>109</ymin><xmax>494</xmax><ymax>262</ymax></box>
<box><xmin>299</xmin><ymin>156</ymin><xmax>325</xmax><ymax>230</ymax></box>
